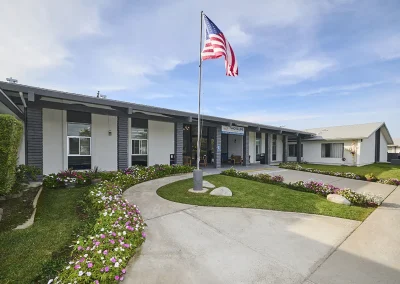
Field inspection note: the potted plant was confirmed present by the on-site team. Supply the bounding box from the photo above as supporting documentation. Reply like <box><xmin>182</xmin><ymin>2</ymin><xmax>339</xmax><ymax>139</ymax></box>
<box><xmin>91</xmin><ymin>166</ymin><xmax>102</xmax><ymax>184</ymax></box>
<box><xmin>365</xmin><ymin>173</ymin><xmax>377</xmax><ymax>182</ymax></box>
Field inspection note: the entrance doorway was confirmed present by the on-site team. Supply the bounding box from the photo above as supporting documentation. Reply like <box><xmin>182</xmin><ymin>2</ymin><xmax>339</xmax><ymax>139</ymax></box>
<box><xmin>183</xmin><ymin>124</ymin><xmax>215</xmax><ymax>166</ymax></box>
<box><xmin>221</xmin><ymin>133</ymin><xmax>243</xmax><ymax>165</ymax></box>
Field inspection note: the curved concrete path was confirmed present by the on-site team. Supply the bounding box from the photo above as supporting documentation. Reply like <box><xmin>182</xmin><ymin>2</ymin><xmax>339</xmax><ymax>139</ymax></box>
<box><xmin>123</xmin><ymin>174</ymin><xmax>360</xmax><ymax>284</ymax></box>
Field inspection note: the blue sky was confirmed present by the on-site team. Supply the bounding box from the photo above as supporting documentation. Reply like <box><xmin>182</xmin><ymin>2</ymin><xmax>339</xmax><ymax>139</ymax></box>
<box><xmin>1</xmin><ymin>0</ymin><xmax>400</xmax><ymax>137</ymax></box>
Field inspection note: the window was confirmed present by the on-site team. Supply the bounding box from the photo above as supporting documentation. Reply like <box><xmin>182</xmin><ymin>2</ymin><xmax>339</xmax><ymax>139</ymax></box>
<box><xmin>132</xmin><ymin>128</ymin><xmax>148</xmax><ymax>155</ymax></box>
<box><xmin>67</xmin><ymin>123</ymin><xmax>91</xmax><ymax>156</ymax></box>
<box><xmin>321</xmin><ymin>143</ymin><xmax>344</xmax><ymax>158</ymax></box>
<box><xmin>289</xmin><ymin>144</ymin><xmax>303</xmax><ymax>157</ymax></box>
<box><xmin>272</xmin><ymin>134</ymin><xmax>277</xmax><ymax>160</ymax></box>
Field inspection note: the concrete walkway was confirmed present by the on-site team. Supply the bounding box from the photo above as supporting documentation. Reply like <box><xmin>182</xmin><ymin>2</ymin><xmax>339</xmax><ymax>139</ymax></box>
<box><xmin>123</xmin><ymin>174</ymin><xmax>361</xmax><ymax>284</ymax></box>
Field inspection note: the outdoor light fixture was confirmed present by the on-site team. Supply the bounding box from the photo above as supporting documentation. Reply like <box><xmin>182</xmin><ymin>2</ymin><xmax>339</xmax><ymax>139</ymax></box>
<box><xmin>108</xmin><ymin>130</ymin><xmax>112</xmax><ymax>136</ymax></box>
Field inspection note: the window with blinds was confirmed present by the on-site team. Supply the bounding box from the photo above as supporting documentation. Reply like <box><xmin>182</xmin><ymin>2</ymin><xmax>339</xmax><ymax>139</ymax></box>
<box><xmin>321</xmin><ymin>143</ymin><xmax>344</xmax><ymax>158</ymax></box>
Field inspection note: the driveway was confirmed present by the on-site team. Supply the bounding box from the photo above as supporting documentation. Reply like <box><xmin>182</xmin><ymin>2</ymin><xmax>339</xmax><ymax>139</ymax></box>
<box><xmin>247</xmin><ymin>167</ymin><xmax>397</xmax><ymax>199</ymax></box>
<box><xmin>123</xmin><ymin>174</ymin><xmax>360</xmax><ymax>284</ymax></box>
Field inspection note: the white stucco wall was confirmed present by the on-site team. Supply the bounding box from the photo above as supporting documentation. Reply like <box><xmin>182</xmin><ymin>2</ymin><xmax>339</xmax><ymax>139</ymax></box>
<box><xmin>43</xmin><ymin>108</ymin><xmax>64</xmax><ymax>175</ymax></box>
<box><xmin>228</xmin><ymin>134</ymin><xmax>243</xmax><ymax>157</ymax></box>
<box><xmin>359</xmin><ymin>135</ymin><xmax>375</xmax><ymax>166</ymax></box>
<box><xmin>380</xmin><ymin>131</ymin><xmax>388</xmax><ymax>162</ymax></box>
<box><xmin>148</xmin><ymin>120</ymin><xmax>174</xmax><ymax>166</ymax></box>
<box><xmin>91</xmin><ymin>114</ymin><xmax>117</xmax><ymax>171</ymax></box>
<box><xmin>249</xmin><ymin>131</ymin><xmax>256</xmax><ymax>163</ymax></box>
<box><xmin>302</xmin><ymin>140</ymin><xmax>357</xmax><ymax>166</ymax></box>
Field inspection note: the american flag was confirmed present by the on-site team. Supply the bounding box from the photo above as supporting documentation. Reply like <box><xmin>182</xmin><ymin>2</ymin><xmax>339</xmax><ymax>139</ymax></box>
<box><xmin>201</xmin><ymin>14</ymin><xmax>238</xmax><ymax>76</ymax></box>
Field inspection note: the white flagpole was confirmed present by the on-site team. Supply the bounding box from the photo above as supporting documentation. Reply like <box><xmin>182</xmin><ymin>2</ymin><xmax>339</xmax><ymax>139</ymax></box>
<box><xmin>193</xmin><ymin>11</ymin><xmax>204</xmax><ymax>191</ymax></box>
<box><xmin>197</xmin><ymin>11</ymin><xmax>204</xmax><ymax>170</ymax></box>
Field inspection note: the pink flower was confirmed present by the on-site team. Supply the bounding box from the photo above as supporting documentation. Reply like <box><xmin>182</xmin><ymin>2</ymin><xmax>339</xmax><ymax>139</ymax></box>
<box><xmin>103</xmin><ymin>250</ymin><xmax>108</xmax><ymax>255</ymax></box>
<box><xmin>111</xmin><ymin>257</ymin><xmax>116</xmax><ymax>263</ymax></box>
<box><xmin>88</xmin><ymin>262</ymin><xmax>93</xmax><ymax>268</ymax></box>
<box><xmin>95</xmin><ymin>281</ymin><xmax>99</xmax><ymax>284</ymax></box>
<box><xmin>120</xmin><ymin>276</ymin><xmax>124</xmax><ymax>281</ymax></box>
<box><xmin>123</xmin><ymin>243</ymin><xmax>130</xmax><ymax>248</ymax></box>
<box><xmin>100</xmin><ymin>234</ymin><xmax>105</xmax><ymax>239</ymax></box>
<box><xmin>115</xmin><ymin>275</ymin><xmax>120</xmax><ymax>280</ymax></box>
<box><xmin>142</xmin><ymin>232</ymin><xmax>146</xmax><ymax>238</ymax></box>
<box><xmin>79</xmin><ymin>257</ymin><xmax>85</xmax><ymax>263</ymax></box>
<box><xmin>105</xmin><ymin>266</ymin><xmax>109</xmax><ymax>272</ymax></box>
<box><xmin>74</xmin><ymin>264</ymin><xmax>81</xmax><ymax>270</ymax></box>
<box><xmin>77</xmin><ymin>246</ymin><xmax>82</xmax><ymax>251</ymax></box>
<box><xmin>86</xmin><ymin>246</ymin><xmax>90</xmax><ymax>250</ymax></box>
<box><xmin>95</xmin><ymin>241</ymin><xmax>100</xmax><ymax>246</ymax></box>
<box><xmin>110</xmin><ymin>239</ymin><xmax>115</xmax><ymax>244</ymax></box>
<box><xmin>122</xmin><ymin>268</ymin><xmax>126</xmax><ymax>274</ymax></box>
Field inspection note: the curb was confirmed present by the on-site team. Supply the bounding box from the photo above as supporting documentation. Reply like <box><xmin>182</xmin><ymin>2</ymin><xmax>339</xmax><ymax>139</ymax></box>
<box><xmin>14</xmin><ymin>187</ymin><xmax>43</xmax><ymax>230</ymax></box>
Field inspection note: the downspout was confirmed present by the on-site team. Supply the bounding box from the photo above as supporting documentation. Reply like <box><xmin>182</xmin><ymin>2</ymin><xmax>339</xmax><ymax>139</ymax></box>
<box><xmin>19</xmin><ymin>92</ymin><xmax>28</xmax><ymax>165</ymax></box>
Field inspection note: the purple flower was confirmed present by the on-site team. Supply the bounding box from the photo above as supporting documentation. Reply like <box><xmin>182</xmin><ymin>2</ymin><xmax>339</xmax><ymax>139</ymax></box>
<box><xmin>74</xmin><ymin>264</ymin><xmax>81</xmax><ymax>270</ymax></box>
<box><xmin>111</xmin><ymin>257</ymin><xmax>117</xmax><ymax>263</ymax></box>
<box><xmin>110</xmin><ymin>239</ymin><xmax>115</xmax><ymax>244</ymax></box>
<box><xmin>100</xmin><ymin>234</ymin><xmax>105</xmax><ymax>239</ymax></box>
<box><xmin>142</xmin><ymin>232</ymin><xmax>146</xmax><ymax>238</ymax></box>
<box><xmin>77</xmin><ymin>246</ymin><xmax>82</xmax><ymax>251</ymax></box>
<box><xmin>103</xmin><ymin>250</ymin><xmax>108</xmax><ymax>255</ymax></box>
<box><xmin>122</xmin><ymin>268</ymin><xmax>126</xmax><ymax>274</ymax></box>
<box><xmin>79</xmin><ymin>257</ymin><xmax>85</xmax><ymax>263</ymax></box>
<box><xmin>115</xmin><ymin>275</ymin><xmax>120</xmax><ymax>281</ymax></box>
<box><xmin>95</xmin><ymin>241</ymin><xmax>100</xmax><ymax>246</ymax></box>
<box><xmin>88</xmin><ymin>262</ymin><xmax>93</xmax><ymax>268</ymax></box>
<box><xmin>105</xmin><ymin>266</ymin><xmax>109</xmax><ymax>272</ymax></box>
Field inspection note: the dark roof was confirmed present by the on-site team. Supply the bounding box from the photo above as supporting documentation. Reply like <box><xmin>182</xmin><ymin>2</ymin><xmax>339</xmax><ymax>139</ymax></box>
<box><xmin>0</xmin><ymin>81</ymin><xmax>314</xmax><ymax>136</ymax></box>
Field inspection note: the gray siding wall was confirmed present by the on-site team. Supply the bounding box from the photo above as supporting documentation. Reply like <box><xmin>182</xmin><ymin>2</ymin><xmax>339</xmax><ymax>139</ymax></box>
<box><xmin>26</xmin><ymin>107</ymin><xmax>43</xmax><ymax>177</ymax></box>
<box><xmin>214</xmin><ymin>126</ymin><xmax>221</xmax><ymax>168</ymax></box>
<box><xmin>243</xmin><ymin>130</ymin><xmax>250</xmax><ymax>166</ymax></box>
<box><xmin>117</xmin><ymin>116</ymin><xmax>129</xmax><ymax>170</ymax></box>
<box><xmin>175</xmin><ymin>122</ymin><xmax>183</xmax><ymax>165</ymax></box>
<box><xmin>297</xmin><ymin>136</ymin><xmax>302</xmax><ymax>163</ymax></box>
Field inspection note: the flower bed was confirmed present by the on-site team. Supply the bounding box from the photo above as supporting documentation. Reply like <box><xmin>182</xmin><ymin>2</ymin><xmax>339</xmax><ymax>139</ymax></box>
<box><xmin>221</xmin><ymin>168</ymin><xmax>383</xmax><ymax>207</ymax></box>
<box><xmin>47</xmin><ymin>164</ymin><xmax>194</xmax><ymax>283</ymax></box>
<box><xmin>279</xmin><ymin>162</ymin><xmax>400</xmax><ymax>186</ymax></box>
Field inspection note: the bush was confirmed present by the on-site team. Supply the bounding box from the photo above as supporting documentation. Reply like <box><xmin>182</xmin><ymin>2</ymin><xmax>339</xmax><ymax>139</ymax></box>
<box><xmin>0</xmin><ymin>114</ymin><xmax>23</xmax><ymax>195</ymax></box>
<box><xmin>221</xmin><ymin>168</ymin><xmax>382</xmax><ymax>207</ymax></box>
<box><xmin>12</xmin><ymin>164</ymin><xmax>40</xmax><ymax>192</ymax></box>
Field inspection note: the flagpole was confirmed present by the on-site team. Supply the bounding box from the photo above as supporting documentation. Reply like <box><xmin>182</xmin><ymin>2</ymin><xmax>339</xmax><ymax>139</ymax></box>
<box><xmin>197</xmin><ymin>11</ymin><xmax>203</xmax><ymax>171</ymax></box>
<box><xmin>193</xmin><ymin>11</ymin><xmax>204</xmax><ymax>191</ymax></box>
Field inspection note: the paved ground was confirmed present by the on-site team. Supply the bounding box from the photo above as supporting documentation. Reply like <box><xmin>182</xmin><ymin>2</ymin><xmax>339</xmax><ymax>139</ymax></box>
<box><xmin>306</xmin><ymin>186</ymin><xmax>400</xmax><ymax>284</ymax></box>
<box><xmin>123</xmin><ymin>174</ymin><xmax>360</xmax><ymax>284</ymax></box>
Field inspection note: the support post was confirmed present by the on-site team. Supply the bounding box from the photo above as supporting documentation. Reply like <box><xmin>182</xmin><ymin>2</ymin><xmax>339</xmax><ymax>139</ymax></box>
<box><xmin>117</xmin><ymin>116</ymin><xmax>129</xmax><ymax>170</ymax></box>
<box><xmin>242</xmin><ymin>130</ymin><xmax>250</xmax><ymax>166</ymax></box>
<box><xmin>283</xmin><ymin>135</ymin><xmax>288</xmax><ymax>163</ymax></box>
<box><xmin>26</xmin><ymin>107</ymin><xmax>43</xmax><ymax>179</ymax></box>
<box><xmin>214</xmin><ymin>126</ymin><xmax>221</xmax><ymax>168</ymax></box>
<box><xmin>175</xmin><ymin>122</ymin><xmax>183</xmax><ymax>165</ymax></box>
<box><xmin>297</xmin><ymin>136</ymin><xmax>302</xmax><ymax>163</ymax></box>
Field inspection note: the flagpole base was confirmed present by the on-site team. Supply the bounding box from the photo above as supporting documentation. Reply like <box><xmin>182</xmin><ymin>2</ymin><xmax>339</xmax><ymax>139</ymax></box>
<box><xmin>193</xmin><ymin>169</ymin><xmax>203</xmax><ymax>191</ymax></box>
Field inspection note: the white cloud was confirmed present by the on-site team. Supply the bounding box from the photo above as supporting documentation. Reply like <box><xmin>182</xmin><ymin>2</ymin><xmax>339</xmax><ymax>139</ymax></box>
<box><xmin>225</xmin><ymin>25</ymin><xmax>252</xmax><ymax>46</ymax></box>
<box><xmin>274</xmin><ymin>58</ymin><xmax>336</xmax><ymax>84</ymax></box>
<box><xmin>0</xmin><ymin>0</ymin><xmax>104</xmax><ymax>82</ymax></box>
<box><xmin>372</xmin><ymin>34</ymin><xmax>400</xmax><ymax>61</ymax></box>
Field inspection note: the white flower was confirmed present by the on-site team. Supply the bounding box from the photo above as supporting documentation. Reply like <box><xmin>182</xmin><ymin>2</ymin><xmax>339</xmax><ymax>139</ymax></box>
<box><xmin>69</xmin><ymin>261</ymin><xmax>74</xmax><ymax>264</ymax></box>
<box><xmin>86</xmin><ymin>272</ymin><xmax>91</xmax><ymax>276</ymax></box>
<box><xmin>84</xmin><ymin>254</ymin><xmax>88</xmax><ymax>257</ymax></box>
<box><xmin>119</xmin><ymin>259</ymin><xmax>122</xmax><ymax>263</ymax></box>
<box><xmin>103</xmin><ymin>212</ymin><xmax>107</xmax><ymax>216</ymax></box>
<box><xmin>101</xmin><ymin>256</ymin><xmax>104</xmax><ymax>260</ymax></box>
<box><xmin>115</xmin><ymin>262</ymin><xmax>120</xmax><ymax>267</ymax></box>
<box><xmin>118</xmin><ymin>232</ymin><xmax>121</xmax><ymax>236</ymax></box>
<box><xmin>101</xmin><ymin>228</ymin><xmax>105</xmax><ymax>232</ymax></box>
<box><xmin>123</xmin><ymin>231</ymin><xmax>126</xmax><ymax>236</ymax></box>
<box><xmin>66</xmin><ymin>266</ymin><xmax>70</xmax><ymax>270</ymax></box>
<box><xmin>47</xmin><ymin>279</ymin><xmax>54</xmax><ymax>284</ymax></box>
<box><xmin>76</xmin><ymin>241</ymin><xmax>80</xmax><ymax>244</ymax></box>
<box><xmin>97</xmin><ymin>250</ymin><xmax>102</xmax><ymax>254</ymax></box>
<box><xmin>78</xmin><ymin>271</ymin><xmax>84</xmax><ymax>276</ymax></box>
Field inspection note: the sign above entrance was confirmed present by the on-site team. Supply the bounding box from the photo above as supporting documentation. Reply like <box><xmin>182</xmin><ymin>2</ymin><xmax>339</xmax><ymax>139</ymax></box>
<box><xmin>221</xmin><ymin>125</ymin><xmax>244</xmax><ymax>136</ymax></box>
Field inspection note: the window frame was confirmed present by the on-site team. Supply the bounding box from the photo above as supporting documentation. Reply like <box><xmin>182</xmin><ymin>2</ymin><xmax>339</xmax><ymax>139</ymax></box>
<box><xmin>67</xmin><ymin>136</ymin><xmax>92</xmax><ymax>156</ymax></box>
<box><xmin>131</xmin><ymin>127</ymin><xmax>148</xmax><ymax>156</ymax></box>
<box><xmin>321</xmin><ymin>143</ymin><xmax>344</xmax><ymax>158</ymax></box>
<box><xmin>288</xmin><ymin>144</ymin><xmax>303</xmax><ymax>157</ymax></box>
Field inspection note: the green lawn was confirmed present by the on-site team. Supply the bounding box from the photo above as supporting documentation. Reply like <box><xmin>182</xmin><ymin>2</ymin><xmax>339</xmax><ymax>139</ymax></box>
<box><xmin>0</xmin><ymin>187</ymin><xmax>90</xmax><ymax>283</ymax></box>
<box><xmin>299</xmin><ymin>163</ymin><xmax>400</xmax><ymax>179</ymax></box>
<box><xmin>157</xmin><ymin>175</ymin><xmax>374</xmax><ymax>221</ymax></box>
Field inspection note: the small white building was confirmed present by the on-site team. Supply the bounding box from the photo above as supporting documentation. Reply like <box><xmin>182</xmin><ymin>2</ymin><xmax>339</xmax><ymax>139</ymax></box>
<box><xmin>288</xmin><ymin>122</ymin><xmax>394</xmax><ymax>166</ymax></box>
<box><xmin>388</xmin><ymin>139</ymin><xmax>400</xmax><ymax>154</ymax></box>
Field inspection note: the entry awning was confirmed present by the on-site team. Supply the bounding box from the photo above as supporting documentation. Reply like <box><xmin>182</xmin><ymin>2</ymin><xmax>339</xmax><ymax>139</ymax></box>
<box><xmin>0</xmin><ymin>88</ymin><xmax>24</xmax><ymax>120</ymax></box>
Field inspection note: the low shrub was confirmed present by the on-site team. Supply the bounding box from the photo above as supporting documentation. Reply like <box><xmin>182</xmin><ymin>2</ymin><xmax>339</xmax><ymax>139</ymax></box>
<box><xmin>378</xmin><ymin>178</ymin><xmax>400</xmax><ymax>186</ymax></box>
<box><xmin>365</xmin><ymin>173</ymin><xmax>377</xmax><ymax>182</ymax></box>
<box><xmin>221</xmin><ymin>168</ymin><xmax>383</xmax><ymax>207</ymax></box>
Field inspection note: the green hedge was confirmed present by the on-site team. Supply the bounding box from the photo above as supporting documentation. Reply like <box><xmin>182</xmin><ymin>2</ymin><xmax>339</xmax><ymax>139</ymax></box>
<box><xmin>0</xmin><ymin>114</ymin><xmax>23</xmax><ymax>195</ymax></box>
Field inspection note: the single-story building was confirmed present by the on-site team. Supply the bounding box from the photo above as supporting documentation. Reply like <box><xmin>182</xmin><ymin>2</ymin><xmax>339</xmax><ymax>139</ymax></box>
<box><xmin>388</xmin><ymin>139</ymin><xmax>400</xmax><ymax>154</ymax></box>
<box><xmin>0</xmin><ymin>81</ymin><xmax>394</xmax><ymax>176</ymax></box>
<box><xmin>288</xmin><ymin>122</ymin><xmax>393</xmax><ymax>166</ymax></box>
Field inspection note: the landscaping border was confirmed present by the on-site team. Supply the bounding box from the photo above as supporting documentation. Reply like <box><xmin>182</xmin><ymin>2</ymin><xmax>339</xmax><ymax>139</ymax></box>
<box><xmin>44</xmin><ymin>164</ymin><xmax>194</xmax><ymax>283</ymax></box>
<box><xmin>221</xmin><ymin>168</ymin><xmax>383</xmax><ymax>207</ymax></box>
<box><xmin>279</xmin><ymin>162</ymin><xmax>400</xmax><ymax>186</ymax></box>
